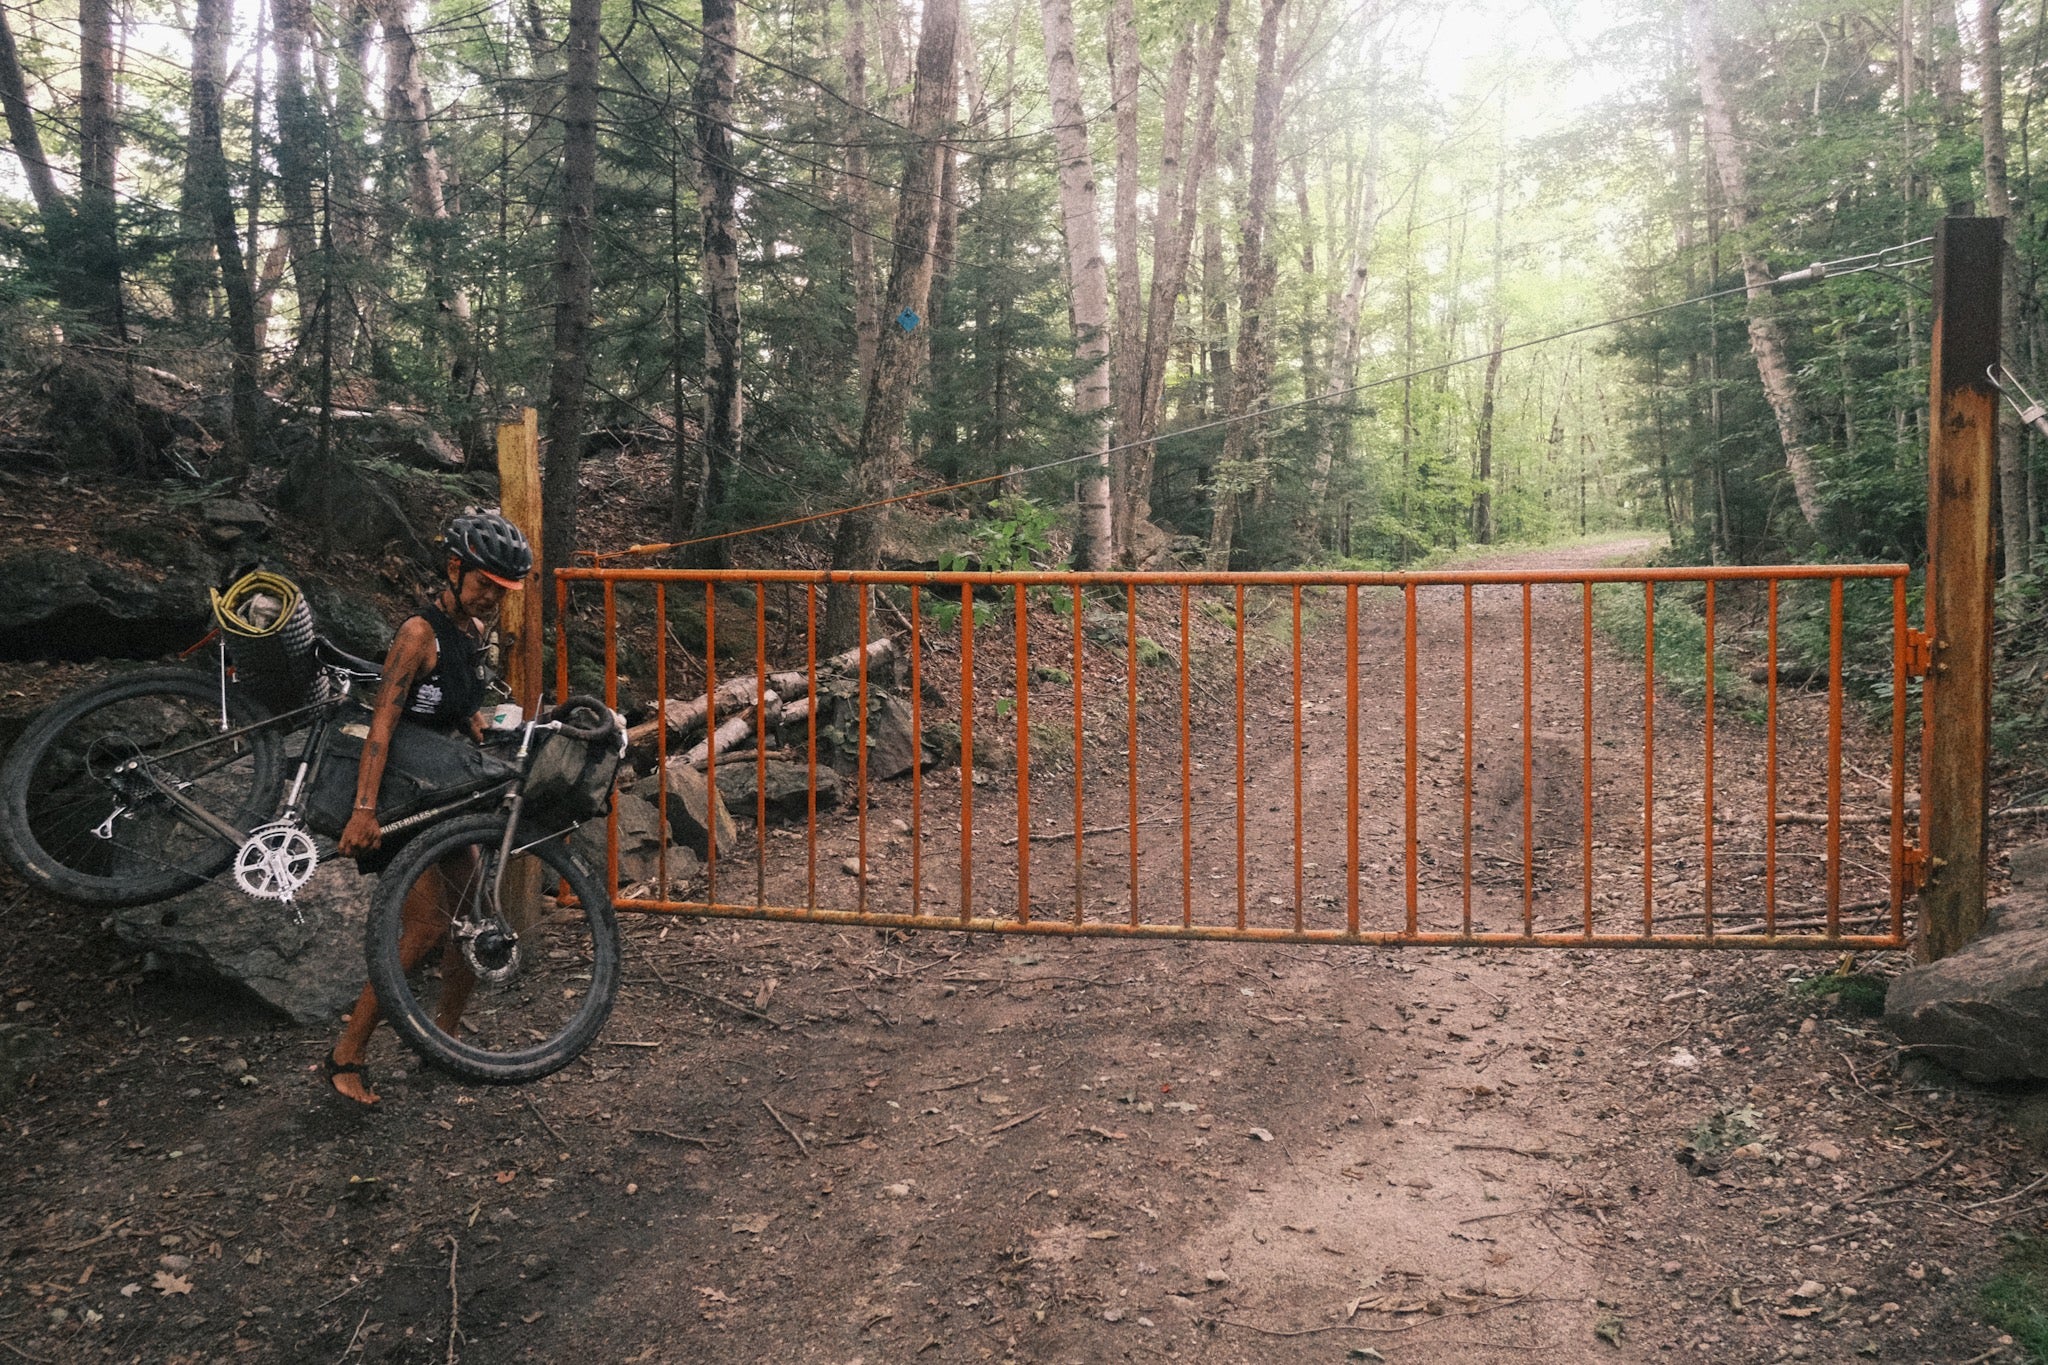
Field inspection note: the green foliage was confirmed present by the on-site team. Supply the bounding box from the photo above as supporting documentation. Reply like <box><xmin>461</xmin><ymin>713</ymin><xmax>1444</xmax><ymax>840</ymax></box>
<box><xmin>1789</xmin><ymin>970</ymin><xmax>1889</xmax><ymax>1017</ymax></box>
<box><xmin>1981</xmin><ymin>1235</ymin><xmax>2048</xmax><ymax>1362</ymax></box>
<box><xmin>1591</xmin><ymin>580</ymin><xmax>1763</xmax><ymax>716</ymax></box>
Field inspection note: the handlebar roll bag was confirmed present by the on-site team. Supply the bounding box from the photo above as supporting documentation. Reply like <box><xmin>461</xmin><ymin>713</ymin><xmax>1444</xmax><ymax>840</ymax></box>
<box><xmin>517</xmin><ymin>697</ymin><xmax>624</xmax><ymax>827</ymax></box>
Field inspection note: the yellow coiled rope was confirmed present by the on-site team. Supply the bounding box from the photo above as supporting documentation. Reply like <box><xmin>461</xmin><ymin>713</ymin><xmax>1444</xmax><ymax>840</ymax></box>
<box><xmin>210</xmin><ymin>569</ymin><xmax>303</xmax><ymax>639</ymax></box>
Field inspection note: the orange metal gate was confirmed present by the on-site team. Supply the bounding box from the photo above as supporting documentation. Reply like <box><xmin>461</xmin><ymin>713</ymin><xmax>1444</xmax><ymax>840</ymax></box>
<box><xmin>555</xmin><ymin>564</ymin><xmax>1917</xmax><ymax>950</ymax></box>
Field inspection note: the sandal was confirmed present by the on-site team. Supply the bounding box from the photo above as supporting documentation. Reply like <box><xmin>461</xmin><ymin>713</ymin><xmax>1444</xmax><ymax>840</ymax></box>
<box><xmin>319</xmin><ymin>1052</ymin><xmax>381</xmax><ymax>1109</ymax></box>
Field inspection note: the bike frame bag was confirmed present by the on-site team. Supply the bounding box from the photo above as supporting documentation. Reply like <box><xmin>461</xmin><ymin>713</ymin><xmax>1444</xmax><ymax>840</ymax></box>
<box><xmin>304</xmin><ymin>710</ymin><xmax>519</xmax><ymax>839</ymax></box>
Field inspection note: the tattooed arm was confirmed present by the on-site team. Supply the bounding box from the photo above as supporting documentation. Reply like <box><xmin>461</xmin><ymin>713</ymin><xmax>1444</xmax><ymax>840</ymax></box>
<box><xmin>337</xmin><ymin>617</ymin><xmax>439</xmax><ymax>858</ymax></box>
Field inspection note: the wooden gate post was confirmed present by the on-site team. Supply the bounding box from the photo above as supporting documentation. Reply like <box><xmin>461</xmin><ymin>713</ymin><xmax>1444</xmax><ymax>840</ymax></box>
<box><xmin>1921</xmin><ymin>217</ymin><xmax>2001</xmax><ymax>961</ymax></box>
<box><xmin>496</xmin><ymin>408</ymin><xmax>545</xmax><ymax>929</ymax></box>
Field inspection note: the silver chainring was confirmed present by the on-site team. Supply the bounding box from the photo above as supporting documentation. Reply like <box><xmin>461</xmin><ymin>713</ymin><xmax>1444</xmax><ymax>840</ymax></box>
<box><xmin>233</xmin><ymin>822</ymin><xmax>319</xmax><ymax>902</ymax></box>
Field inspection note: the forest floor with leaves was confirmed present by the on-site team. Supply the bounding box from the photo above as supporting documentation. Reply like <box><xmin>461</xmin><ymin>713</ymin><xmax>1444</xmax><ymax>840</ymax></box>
<box><xmin>4</xmin><ymin>531</ymin><xmax>2048</xmax><ymax>1364</ymax></box>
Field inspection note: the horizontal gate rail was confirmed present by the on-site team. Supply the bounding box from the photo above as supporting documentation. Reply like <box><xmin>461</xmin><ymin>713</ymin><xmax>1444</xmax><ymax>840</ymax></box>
<box><xmin>555</xmin><ymin>562</ymin><xmax>1916</xmax><ymax>951</ymax></box>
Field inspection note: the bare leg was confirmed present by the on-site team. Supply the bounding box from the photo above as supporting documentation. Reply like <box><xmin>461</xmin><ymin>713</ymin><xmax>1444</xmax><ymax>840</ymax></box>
<box><xmin>431</xmin><ymin>851</ymin><xmax>480</xmax><ymax>1033</ymax></box>
<box><xmin>324</xmin><ymin>867</ymin><xmax>458</xmax><ymax>1106</ymax></box>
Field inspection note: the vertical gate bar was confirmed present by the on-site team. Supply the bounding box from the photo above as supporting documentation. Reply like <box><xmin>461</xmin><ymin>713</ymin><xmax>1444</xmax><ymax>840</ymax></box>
<box><xmin>1642</xmin><ymin>580</ymin><xmax>1655</xmax><ymax>935</ymax></box>
<box><xmin>1015</xmin><ymin>585</ymin><xmax>1032</xmax><ymax>924</ymax></box>
<box><xmin>705</xmin><ymin>583</ymin><xmax>718</xmax><ymax>907</ymax></box>
<box><xmin>655</xmin><ymin>583</ymin><xmax>668</xmax><ymax>904</ymax></box>
<box><xmin>1237</xmin><ymin>584</ymin><xmax>1249</xmax><ymax>931</ymax></box>
<box><xmin>907</xmin><ymin>587</ymin><xmax>921</xmax><ymax>917</ymax></box>
<box><xmin>1074</xmin><ymin>588</ymin><xmax>1086</xmax><ymax>926</ymax></box>
<box><xmin>1180</xmin><ymin>587</ymin><xmax>1194</xmax><ymax>929</ymax></box>
<box><xmin>808</xmin><ymin>585</ymin><xmax>821</xmax><ymax>913</ymax></box>
<box><xmin>960</xmin><ymin>583</ymin><xmax>975</xmax><ymax>923</ymax></box>
<box><xmin>1404</xmin><ymin>582</ymin><xmax>1419</xmax><ymax>936</ymax></box>
<box><xmin>756</xmin><ymin>585</ymin><xmax>769</xmax><ymax>907</ymax></box>
<box><xmin>1292</xmin><ymin>586</ymin><xmax>1304</xmax><ymax>933</ymax></box>
<box><xmin>603</xmin><ymin>581</ymin><xmax>620</xmax><ymax>892</ymax></box>
<box><xmin>1127</xmin><ymin>586</ymin><xmax>1142</xmax><ymax>926</ymax></box>
<box><xmin>1766</xmin><ymin>579</ymin><xmax>1779</xmax><ymax>934</ymax></box>
<box><xmin>1827</xmin><ymin>576</ymin><xmax>1845</xmax><ymax>933</ymax></box>
<box><xmin>1464</xmin><ymin>584</ymin><xmax>1475</xmax><ymax>936</ymax></box>
<box><xmin>1346</xmin><ymin>585</ymin><xmax>1360</xmax><ymax>936</ymax></box>
<box><xmin>857</xmin><ymin>586</ymin><xmax>870</xmax><ymax>917</ymax></box>
<box><xmin>1520</xmin><ymin>582</ymin><xmax>1533</xmax><ymax>935</ymax></box>
<box><xmin>1581</xmin><ymin>581</ymin><xmax>1594</xmax><ymax>937</ymax></box>
<box><xmin>1703</xmin><ymin>580</ymin><xmax>1716</xmax><ymax>938</ymax></box>
<box><xmin>1890</xmin><ymin>575</ymin><xmax>1908</xmax><ymax>939</ymax></box>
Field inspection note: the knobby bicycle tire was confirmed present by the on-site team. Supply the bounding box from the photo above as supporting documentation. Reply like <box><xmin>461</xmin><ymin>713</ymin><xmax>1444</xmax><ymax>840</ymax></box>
<box><xmin>365</xmin><ymin>813</ymin><xmax>620</xmax><ymax>1084</ymax></box>
<box><xmin>0</xmin><ymin>667</ymin><xmax>287</xmax><ymax>906</ymax></box>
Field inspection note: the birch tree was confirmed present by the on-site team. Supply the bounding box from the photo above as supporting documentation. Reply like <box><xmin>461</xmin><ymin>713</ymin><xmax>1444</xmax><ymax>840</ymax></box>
<box><xmin>1687</xmin><ymin>0</ymin><xmax>1822</xmax><ymax>529</ymax></box>
<box><xmin>1040</xmin><ymin>0</ymin><xmax>1116</xmax><ymax>569</ymax></box>
<box><xmin>822</xmin><ymin>0</ymin><xmax>960</xmax><ymax>649</ymax></box>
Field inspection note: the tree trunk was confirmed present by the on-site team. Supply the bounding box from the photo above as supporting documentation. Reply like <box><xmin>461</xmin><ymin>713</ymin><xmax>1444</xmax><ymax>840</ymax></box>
<box><xmin>682</xmin><ymin>0</ymin><xmax>743</xmax><ymax>566</ymax></box>
<box><xmin>1204</xmin><ymin>0</ymin><xmax>1287</xmax><ymax>570</ymax></box>
<box><xmin>190</xmin><ymin>0</ymin><xmax>261</xmax><ymax>478</ymax></box>
<box><xmin>1978</xmin><ymin>0</ymin><xmax>2029</xmax><ymax>575</ymax></box>
<box><xmin>820</xmin><ymin>0</ymin><xmax>960</xmax><ymax>651</ymax></box>
<box><xmin>844</xmin><ymin>0</ymin><xmax>881</xmax><ymax>396</ymax></box>
<box><xmin>1125</xmin><ymin>0</ymin><xmax>1228</xmax><ymax>547</ymax></box>
<box><xmin>1306</xmin><ymin>114</ymin><xmax>1375</xmax><ymax>511</ymax></box>
<box><xmin>1688</xmin><ymin>0</ymin><xmax>1823</xmax><ymax>529</ymax></box>
<box><xmin>271</xmin><ymin>0</ymin><xmax>323</xmax><ymax>352</ymax></box>
<box><xmin>381</xmin><ymin>0</ymin><xmax>475</xmax><ymax>407</ymax></box>
<box><xmin>540</xmin><ymin>0</ymin><xmax>604</xmax><ymax>619</ymax></box>
<box><xmin>0</xmin><ymin>9</ymin><xmax>63</xmax><ymax>224</ymax></box>
<box><xmin>1040</xmin><ymin>0</ymin><xmax>1115</xmax><ymax>569</ymax></box>
<box><xmin>1106</xmin><ymin>0</ymin><xmax>1142</xmax><ymax>557</ymax></box>
<box><xmin>75</xmin><ymin>0</ymin><xmax>123</xmax><ymax>335</ymax></box>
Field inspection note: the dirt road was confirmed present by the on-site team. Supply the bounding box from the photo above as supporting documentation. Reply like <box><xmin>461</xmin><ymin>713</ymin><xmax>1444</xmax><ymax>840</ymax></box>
<box><xmin>0</xmin><ymin>539</ymin><xmax>2033</xmax><ymax>1363</ymax></box>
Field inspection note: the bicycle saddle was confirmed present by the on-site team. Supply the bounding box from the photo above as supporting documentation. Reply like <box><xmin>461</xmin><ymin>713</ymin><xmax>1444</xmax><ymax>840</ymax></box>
<box><xmin>314</xmin><ymin>635</ymin><xmax>383</xmax><ymax>682</ymax></box>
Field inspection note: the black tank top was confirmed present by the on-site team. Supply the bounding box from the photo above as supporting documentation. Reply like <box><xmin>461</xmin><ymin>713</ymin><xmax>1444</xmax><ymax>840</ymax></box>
<box><xmin>403</xmin><ymin>601</ymin><xmax>490</xmax><ymax>731</ymax></box>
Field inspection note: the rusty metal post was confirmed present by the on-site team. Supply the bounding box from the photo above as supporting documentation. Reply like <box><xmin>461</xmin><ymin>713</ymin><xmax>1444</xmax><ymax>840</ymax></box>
<box><xmin>1921</xmin><ymin>216</ymin><xmax>2001</xmax><ymax>961</ymax></box>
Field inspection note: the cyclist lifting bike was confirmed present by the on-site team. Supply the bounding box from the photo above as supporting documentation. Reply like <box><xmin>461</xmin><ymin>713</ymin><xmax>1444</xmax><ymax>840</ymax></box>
<box><xmin>0</xmin><ymin>509</ymin><xmax>628</xmax><ymax>1104</ymax></box>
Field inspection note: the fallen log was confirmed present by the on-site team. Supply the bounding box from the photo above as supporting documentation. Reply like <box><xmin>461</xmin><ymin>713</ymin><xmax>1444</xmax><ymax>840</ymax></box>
<box><xmin>685</xmin><ymin>694</ymin><xmax>782</xmax><ymax>769</ymax></box>
<box><xmin>1771</xmin><ymin>804</ymin><xmax>2048</xmax><ymax>826</ymax></box>
<box><xmin>766</xmin><ymin>636</ymin><xmax>897</xmax><ymax>697</ymax></box>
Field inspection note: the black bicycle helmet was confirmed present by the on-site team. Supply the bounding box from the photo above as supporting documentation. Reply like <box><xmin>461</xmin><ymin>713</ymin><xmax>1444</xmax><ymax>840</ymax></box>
<box><xmin>443</xmin><ymin>508</ymin><xmax>533</xmax><ymax>588</ymax></box>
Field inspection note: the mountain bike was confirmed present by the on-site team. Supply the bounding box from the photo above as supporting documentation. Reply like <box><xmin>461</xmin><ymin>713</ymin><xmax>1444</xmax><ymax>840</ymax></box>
<box><xmin>0</xmin><ymin>643</ymin><xmax>626</xmax><ymax>1083</ymax></box>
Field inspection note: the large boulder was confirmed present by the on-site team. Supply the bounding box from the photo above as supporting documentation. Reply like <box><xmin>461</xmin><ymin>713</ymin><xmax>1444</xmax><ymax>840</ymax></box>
<box><xmin>1885</xmin><ymin>841</ymin><xmax>2048</xmax><ymax>1082</ymax></box>
<box><xmin>819</xmin><ymin>693</ymin><xmax>931</xmax><ymax>781</ymax></box>
<box><xmin>568</xmin><ymin>789</ymin><xmax>701</xmax><ymax>888</ymax></box>
<box><xmin>113</xmin><ymin>857</ymin><xmax>376</xmax><ymax>1025</ymax></box>
<box><xmin>716</xmin><ymin>757</ymin><xmax>844</xmax><ymax>823</ymax></box>
<box><xmin>660</xmin><ymin>758</ymin><xmax>738</xmax><ymax>858</ymax></box>
<box><xmin>0</xmin><ymin>549</ymin><xmax>213</xmax><ymax>662</ymax></box>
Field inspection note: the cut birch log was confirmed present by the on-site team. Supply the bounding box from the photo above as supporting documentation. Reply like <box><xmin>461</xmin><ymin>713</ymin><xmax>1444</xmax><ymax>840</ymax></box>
<box><xmin>686</xmin><ymin>695</ymin><xmax>781</xmax><ymax>769</ymax></box>
<box><xmin>766</xmin><ymin>636</ymin><xmax>896</xmax><ymax>697</ymax></box>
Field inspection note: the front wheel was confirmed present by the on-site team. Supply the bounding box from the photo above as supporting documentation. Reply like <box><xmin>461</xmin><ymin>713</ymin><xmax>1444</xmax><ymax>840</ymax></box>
<box><xmin>365</xmin><ymin>813</ymin><xmax>620</xmax><ymax>1084</ymax></box>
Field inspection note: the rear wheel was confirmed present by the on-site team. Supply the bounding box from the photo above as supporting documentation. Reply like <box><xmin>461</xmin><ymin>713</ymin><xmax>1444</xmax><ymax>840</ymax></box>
<box><xmin>0</xmin><ymin>668</ymin><xmax>286</xmax><ymax>906</ymax></box>
<box><xmin>365</xmin><ymin>813</ymin><xmax>620</xmax><ymax>1084</ymax></box>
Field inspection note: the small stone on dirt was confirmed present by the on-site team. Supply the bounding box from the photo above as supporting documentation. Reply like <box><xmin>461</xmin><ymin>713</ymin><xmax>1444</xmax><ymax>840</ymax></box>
<box><xmin>1661</xmin><ymin>1261</ymin><xmax>1683</xmax><ymax>1277</ymax></box>
<box><xmin>884</xmin><ymin>1182</ymin><xmax>912</xmax><ymax>1199</ymax></box>
<box><xmin>1792</xmin><ymin>1280</ymin><xmax>1826</xmax><ymax>1300</ymax></box>
<box><xmin>1204</xmin><ymin>1270</ymin><xmax>1230</xmax><ymax>1286</ymax></box>
<box><xmin>1803</xmin><ymin>1140</ymin><xmax>1842</xmax><ymax>1162</ymax></box>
